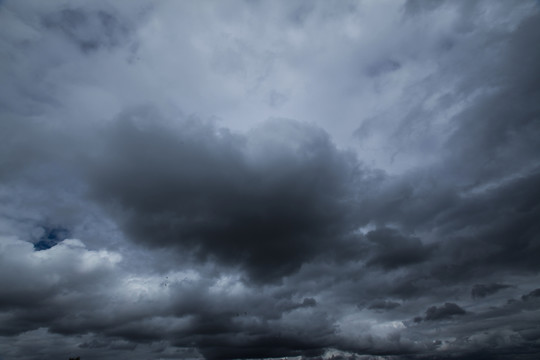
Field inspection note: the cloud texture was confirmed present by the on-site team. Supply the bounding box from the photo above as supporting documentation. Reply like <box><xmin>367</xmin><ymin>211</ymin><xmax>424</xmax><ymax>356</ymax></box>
<box><xmin>1</xmin><ymin>1</ymin><xmax>539</xmax><ymax>359</ymax></box>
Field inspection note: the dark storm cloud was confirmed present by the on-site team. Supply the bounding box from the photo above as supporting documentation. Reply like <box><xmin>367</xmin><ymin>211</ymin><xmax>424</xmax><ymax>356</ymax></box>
<box><xmin>368</xmin><ymin>300</ymin><xmax>401</xmax><ymax>311</ymax></box>
<box><xmin>364</xmin><ymin>228</ymin><xmax>433</xmax><ymax>270</ymax></box>
<box><xmin>424</xmin><ymin>303</ymin><xmax>466</xmax><ymax>321</ymax></box>
<box><xmin>521</xmin><ymin>288</ymin><xmax>540</xmax><ymax>302</ymax></box>
<box><xmin>430</xmin><ymin>171</ymin><xmax>540</xmax><ymax>281</ymax></box>
<box><xmin>173</xmin><ymin>316</ymin><xmax>335</xmax><ymax>360</ymax></box>
<box><xmin>438</xmin><ymin>12</ymin><xmax>540</xmax><ymax>184</ymax></box>
<box><xmin>353</xmin><ymin>10</ymin><xmax>540</xmax><ymax>281</ymax></box>
<box><xmin>472</xmin><ymin>283</ymin><xmax>511</xmax><ymax>299</ymax></box>
<box><xmin>87</xmin><ymin>109</ymin><xmax>367</xmax><ymax>283</ymax></box>
<box><xmin>1</xmin><ymin>1</ymin><xmax>540</xmax><ymax>360</ymax></box>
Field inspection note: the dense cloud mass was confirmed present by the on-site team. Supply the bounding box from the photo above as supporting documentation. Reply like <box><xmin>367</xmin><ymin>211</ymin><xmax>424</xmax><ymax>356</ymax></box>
<box><xmin>424</xmin><ymin>303</ymin><xmax>466</xmax><ymax>321</ymax></box>
<box><xmin>1</xmin><ymin>1</ymin><xmax>539</xmax><ymax>359</ymax></box>
<box><xmin>88</xmin><ymin>113</ymin><xmax>364</xmax><ymax>283</ymax></box>
<box><xmin>471</xmin><ymin>284</ymin><xmax>511</xmax><ymax>299</ymax></box>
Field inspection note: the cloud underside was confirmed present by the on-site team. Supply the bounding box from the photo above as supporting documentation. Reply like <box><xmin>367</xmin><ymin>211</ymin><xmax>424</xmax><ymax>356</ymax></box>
<box><xmin>0</xmin><ymin>1</ymin><xmax>540</xmax><ymax>359</ymax></box>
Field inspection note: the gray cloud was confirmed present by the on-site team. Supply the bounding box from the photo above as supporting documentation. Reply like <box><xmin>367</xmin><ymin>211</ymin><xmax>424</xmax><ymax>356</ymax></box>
<box><xmin>424</xmin><ymin>302</ymin><xmax>467</xmax><ymax>321</ymax></box>
<box><xmin>472</xmin><ymin>283</ymin><xmax>511</xmax><ymax>299</ymax></box>
<box><xmin>86</xmin><ymin>111</ymin><xmax>366</xmax><ymax>283</ymax></box>
<box><xmin>521</xmin><ymin>288</ymin><xmax>540</xmax><ymax>302</ymax></box>
<box><xmin>365</xmin><ymin>228</ymin><xmax>434</xmax><ymax>270</ymax></box>
<box><xmin>368</xmin><ymin>300</ymin><xmax>401</xmax><ymax>311</ymax></box>
<box><xmin>1</xmin><ymin>1</ymin><xmax>540</xmax><ymax>359</ymax></box>
<box><xmin>42</xmin><ymin>7</ymin><xmax>133</xmax><ymax>53</ymax></box>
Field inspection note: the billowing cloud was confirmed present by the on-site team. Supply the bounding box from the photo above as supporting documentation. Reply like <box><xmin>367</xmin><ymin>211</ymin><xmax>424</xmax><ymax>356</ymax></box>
<box><xmin>86</xmin><ymin>112</ymin><xmax>367</xmax><ymax>283</ymax></box>
<box><xmin>364</xmin><ymin>228</ymin><xmax>433</xmax><ymax>270</ymax></box>
<box><xmin>424</xmin><ymin>302</ymin><xmax>466</xmax><ymax>321</ymax></box>
<box><xmin>1</xmin><ymin>0</ymin><xmax>540</xmax><ymax>359</ymax></box>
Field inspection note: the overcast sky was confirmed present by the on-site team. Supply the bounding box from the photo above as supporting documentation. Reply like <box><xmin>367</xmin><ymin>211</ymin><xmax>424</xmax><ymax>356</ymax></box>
<box><xmin>1</xmin><ymin>1</ymin><xmax>540</xmax><ymax>359</ymax></box>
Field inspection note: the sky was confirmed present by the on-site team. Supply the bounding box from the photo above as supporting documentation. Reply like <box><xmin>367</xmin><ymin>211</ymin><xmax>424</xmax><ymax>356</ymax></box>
<box><xmin>0</xmin><ymin>1</ymin><xmax>540</xmax><ymax>359</ymax></box>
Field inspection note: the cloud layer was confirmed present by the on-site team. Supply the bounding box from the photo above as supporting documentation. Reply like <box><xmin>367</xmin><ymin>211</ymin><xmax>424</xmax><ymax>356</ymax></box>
<box><xmin>1</xmin><ymin>1</ymin><xmax>539</xmax><ymax>359</ymax></box>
